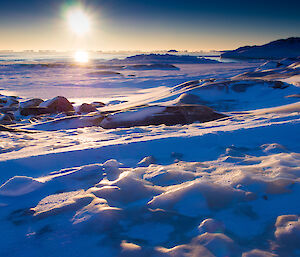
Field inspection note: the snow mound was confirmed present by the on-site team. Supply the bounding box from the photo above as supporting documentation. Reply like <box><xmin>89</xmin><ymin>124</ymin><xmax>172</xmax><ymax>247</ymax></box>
<box><xmin>198</xmin><ymin>218</ymin><xmax>225</xmax><ymax>234</ymax></box>
<box><xmin>72</xmin><ymin>197</ymin><xmax>122</xmax><ymax>231</ymax></box>
<box><xmin>177</xmin><ymin>79</ymin><xmax>299</xmax><ymax>111</ymax></box>
<box><xmin>275</xmin><ymin>215</ymin><xmax>300</xmax><ymax>248</ymax></box>
<box><xmin>137</xmin><ymin>156</ymin><xmax>156</xmax><ymax>167</ymax></box>
<box><xmin>194</xmin><ymin>233</ymin><xmax>238</xmax><ymax>257</ymax></box>
<box><xmin>242</xmin><ymin>249</ymin><xmax>278</xmax><ymax>257</ymax></box>
<box><xmin>0</xmin><ymin>147</ymin><xmax>300</xmax><ymax>256</ymax></box>
<box><xmin>148</xmin><ymin>180</ymin><xmax>248</xmax><ymax>217</ymax></box>
<box><xmin>0</xmin><ymin>176</ymin><xmax>43</xmax><ymax>196</ymax></box>
<box><xmin>255</xmin><ymin>58</ymin><xmax>299</xmax><ymax>72</ymax></box>
<box><xmin>32</xmin><ymin>190</ymin><xmax>94</xmax><ymax>217</ymax></box>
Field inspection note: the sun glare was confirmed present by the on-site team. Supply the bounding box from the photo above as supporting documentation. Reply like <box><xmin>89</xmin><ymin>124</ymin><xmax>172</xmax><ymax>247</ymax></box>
<box><xmin>74</xmin><ymin>51</ymin><xmax>89</xmax><ymax>63</ymax></box>
<box><xmin>67</xmin><ymin>9</ymin><xmax>90</xmax><ymax>36</ymax></box>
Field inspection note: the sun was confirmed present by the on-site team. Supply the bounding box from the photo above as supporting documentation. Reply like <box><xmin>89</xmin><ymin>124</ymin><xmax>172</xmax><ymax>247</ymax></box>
<box><xmin>67</xmin><ymin>9</ymin><xmax>90</xmax><ymax>36</ymax></box>
<box><xmin>74</xmin><ymin>51</ymin><xmax>89</xmax><ymax>63</ymax></box>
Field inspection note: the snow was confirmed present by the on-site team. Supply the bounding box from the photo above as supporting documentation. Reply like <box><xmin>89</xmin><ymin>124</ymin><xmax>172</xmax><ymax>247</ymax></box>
<box><xmin>111</xmin><ymin>53</ymin><xmax>220</xmax><ymax>64</ymax></box>
<box><xmin>0</xmin><ymin>53</ymin><xmax>299</xmax><ymax>256</ymax></box>
<box><xmin>221</xmin><ymin>37</ymin><xmax>300</xmax><ymax>59</ymax></box>
<box><xmin>274</xmin><ymin>215</ymin><xmax>300</xmax><ymax>248</ymax></box>
<box><xmin>0</xmin><ymin>176</ymin><xmax>43</xmax><ymax>196</ymax></box>
<box><xmin>101</xmin><ymin>106</ymin><xmax>165</xmax><ymax>126</ymax></box>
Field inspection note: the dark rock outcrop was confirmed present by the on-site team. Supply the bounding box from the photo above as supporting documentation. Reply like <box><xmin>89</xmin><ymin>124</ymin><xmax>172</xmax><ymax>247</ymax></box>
<box><xmin>0</xmin><ymin>113</ymin><xmax>15</xmax><ymax>125</ymax></box>
<box><xmin>20</xmin><ymin>107</ymin><xmax>50</xmax><ymax>116</ymax></box>
<box><xmin>100</xmin><ymin>105</ymin><xmax>227</xmax><ymax>129</ymax></box>
<box><xmin>78</xmin><ymin>103</ymin><xmax>97</xmax><ymax>113</ymax></box>
<box><xmin>20</xmin><ymin>98</ymin><xmax>44</xmax><ymax>108</ymax></box>
<box><xmin>0</xmin><ymin>107</ymin><xmax>18</xmax><ymax>113</ymax></box>
<box><xmin>39</xmin><ymin>96</ymin><xmax>74</xmax><ymax>113</ymax></box>
<box><xmin>91</xmin><ymin>101</ymin><xmax>105</xmax><ymax>107</ymax></box>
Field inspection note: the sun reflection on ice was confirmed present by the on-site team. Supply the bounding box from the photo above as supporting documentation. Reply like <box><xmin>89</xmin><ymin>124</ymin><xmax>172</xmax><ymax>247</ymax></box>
<box><xmin>74</xmin><ymin>51</ymin><xmax>89</xmax><ymax>63</ymax></box>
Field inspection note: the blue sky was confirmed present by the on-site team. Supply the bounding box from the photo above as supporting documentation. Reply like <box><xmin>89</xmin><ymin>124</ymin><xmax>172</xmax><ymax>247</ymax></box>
<box><xmin>0</xmin><ymin>0</ymin><xmax>299</xmax><ymax>51</ymax></box>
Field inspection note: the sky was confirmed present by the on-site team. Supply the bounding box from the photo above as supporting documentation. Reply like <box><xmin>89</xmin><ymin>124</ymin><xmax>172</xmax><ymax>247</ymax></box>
<box><xmin>0</xmin><ymin>0</ymin><xmax>299</xmax><ymax>51</ymax></box>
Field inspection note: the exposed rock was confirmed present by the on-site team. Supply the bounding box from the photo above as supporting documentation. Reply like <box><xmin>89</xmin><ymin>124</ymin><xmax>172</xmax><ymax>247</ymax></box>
<box><xmin>0</xmin><ymin>96</ymin><xmax>19</xmax><ymax>112</ymax></box>
<box><xmin>39</xmin><ymin>96</ymin><xmax>74</xmax><ymax>113</ymax></box>
<box><xmin>0</xmin><ymin>106</ymin><xmax>18</xmax><ymax>113</ymax></box>
<box><xmin>0</xmin><ymin>113</ymin><xmax>15</xmax><ymax>125</ymax></box>
<box><xmin>91</xmin><ymin>101</ymin><xmax>105</xmax><ymax>107</ymax></box>
<box><xmin>20</xmin><ymin>98</ymin><xmax>44</xmax><ymax>108</ymax></box>
<box><xmin>4</xmin><ymin>112</ymin><xmax>14</xmax><ymax>120</ymax></box>
<box><xmin>78</xmin><ymin>103</ymin><xmax>97</xmax><ymax>113</ymax></box>
<box><xmin>7</xmin><ymin>96</ymin><xmax>19</xmax><ymax>107</ymax></box>
<box><xmin>20</xmin><ymin>107</ymin><xmax>50</xmax><ymax>116</ymax></box>
<box><xmin>100</xmin><ymin>105</ymin><xmax>227</xmax><ymax>129</ymax></box>
<box><xmin>271</xmin><ymin>81</ymin><xmax>288</xmax><ymax>89</ymax></box>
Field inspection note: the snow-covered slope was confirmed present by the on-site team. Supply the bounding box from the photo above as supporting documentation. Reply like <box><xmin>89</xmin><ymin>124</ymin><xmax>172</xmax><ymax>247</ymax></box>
<box><xmin>0</xmin><ymin>55</ymin><xmax>299</xmax><ymax>257</ymax></box>
<box><xmin>221</xmin><ymin>37</ymin><xmax>300</xmax><ymax>59</ymax></box>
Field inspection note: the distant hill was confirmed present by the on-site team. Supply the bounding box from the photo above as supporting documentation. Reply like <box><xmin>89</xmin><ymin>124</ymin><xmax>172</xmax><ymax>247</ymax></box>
<box><xmin>221</xmin><ymin>37</ymin><xmax>300</xmax><ymax>59</ymax></box>
<box><xmin>110</xmin><ymin>54</ymin><xmax>219</xmax><ymax>64</ymax></box>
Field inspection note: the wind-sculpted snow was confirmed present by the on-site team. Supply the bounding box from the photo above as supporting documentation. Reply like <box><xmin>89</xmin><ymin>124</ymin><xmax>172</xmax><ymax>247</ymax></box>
<box><xmin>0</xmin><ymin>140</ymin><xmax>299</xmax><ymax>256</ymax></box>
<box><xmin>0</xmin><ymin>55</ymin><xmax>300</xmax><ymax>256</ymax></box>
<box><xmin>0</xmin><ymin>108</ymin><xmax>299</xmax><ymax>256</ymax></box>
